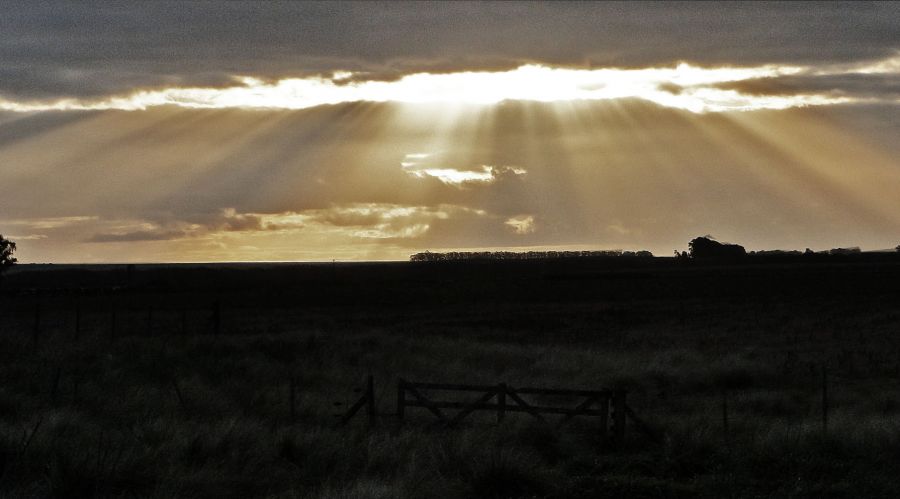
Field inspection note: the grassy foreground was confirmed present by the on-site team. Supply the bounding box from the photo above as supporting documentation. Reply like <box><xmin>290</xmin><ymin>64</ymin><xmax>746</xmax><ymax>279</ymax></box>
<box><xmin>1</xmin><ymin>261</ymin><xmax>900</xmax><ymax>497</ymax></box>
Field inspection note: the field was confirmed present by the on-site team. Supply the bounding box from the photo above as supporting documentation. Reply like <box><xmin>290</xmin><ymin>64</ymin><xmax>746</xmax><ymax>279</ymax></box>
<box><xmin>2</xmin><ymin>258</ymin><xmax>900</xmax><ymax>498</ymax></box>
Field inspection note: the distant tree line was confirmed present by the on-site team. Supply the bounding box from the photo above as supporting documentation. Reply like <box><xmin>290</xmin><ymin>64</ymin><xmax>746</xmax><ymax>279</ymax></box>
<box><xmin>411</xmin><ymin>236</ymin><xmax>888</xmax><ymax>262</ymax></box>
<box><xmin>747</xmin><ymin>247</ymin><xmax>861</xmax><ymax>257</ymax></box>
<box><xmin>410</xmin><ymin>249</ymin><xmax>654</xmax><ymax>262</ymax></box>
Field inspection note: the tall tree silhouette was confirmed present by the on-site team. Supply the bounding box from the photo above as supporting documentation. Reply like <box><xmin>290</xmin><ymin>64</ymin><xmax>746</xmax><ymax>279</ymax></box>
<box><xmin>0</xmin><ymin>234</ymin><xmax>17</xmax><ymax>286</ymax></box>
<box><xmin>688</xmin><ymin>236</ymin><xmax>746</xmax><ymax>259</ymax></box>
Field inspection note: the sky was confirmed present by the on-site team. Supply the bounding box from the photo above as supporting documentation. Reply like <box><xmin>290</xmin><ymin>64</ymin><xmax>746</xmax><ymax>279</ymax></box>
<box><xmin>1</xmin><ymin>1</ymin><xmax>899</xmax><ymax>262</ymax></box>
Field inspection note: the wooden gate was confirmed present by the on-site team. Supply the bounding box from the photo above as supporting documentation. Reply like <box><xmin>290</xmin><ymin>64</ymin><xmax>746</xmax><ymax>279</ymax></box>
<box><xmin>397</xmin><ymin>379</ymin><xmax>628</xmax><ymax>441</ymax></box>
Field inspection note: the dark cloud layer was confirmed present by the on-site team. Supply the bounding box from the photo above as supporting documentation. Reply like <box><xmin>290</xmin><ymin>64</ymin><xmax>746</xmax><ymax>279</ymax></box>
<box><xmin>717</xmin><ymin>73</ymin><xmax>900</xmax><ymax>100</ymax></box>
<box><xmin>1</xmin><ymin>1</ymin><xmax>898</xmax><ymax>99</ymax></box>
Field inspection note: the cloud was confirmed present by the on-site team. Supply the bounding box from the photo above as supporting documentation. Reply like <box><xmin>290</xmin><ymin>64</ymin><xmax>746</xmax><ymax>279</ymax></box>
<box><xmin>6</xmin><ymin>234</ymin><xmax>47</xmax><ymax>241</ymax></box>
<box><xmin>85</xmin><ymin>229</ymin><xmax>187</xmax><ymax>243</ymax></box>
<box><xmin>715</xmin><ymin>72</ymin><xmax>900</xmax><ymax>101</ymax></box>
<box><xmin>505</xmin><ymin>215</ymin><xmax>536</xmax><ymax>235</ymax></box>
<box><xmin>4</xmin><ymin>216</ymin><xmax>98</xmax><ymax>230</ymax></box>
<box><xmin>401</xmin><ymin>152</ymin><xmax>527</xmax><ymax>185</ymax></box>
<box><xmin>403</xmin><ymin>165</ymin><xmax>527</xmax><ymax>186</ymax></box>
<box><xmin>89</xmin><ymin>204</ymin><xmax>487</xmax><ymax>244</ymax></box>
<box><xmin>192</xmin><ymin>208</ymin><xmax>272</xmax><ymax>232</ymax></box>
<box><xmin>82</xmin><ymin>209</ymin><xmax>275</xmax><ymax>243</ymax></box>
<box><xmin>295</xmin><ymin>203</ymin><xmax>487</xmax><ymax>239</ymax></box>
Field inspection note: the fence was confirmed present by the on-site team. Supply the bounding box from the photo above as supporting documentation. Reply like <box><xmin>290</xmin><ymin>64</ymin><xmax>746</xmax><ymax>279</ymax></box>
<box><xmin>0</xmin><ymin>292</ymin><xmax>227</xmax><ymax>347</ymax></box>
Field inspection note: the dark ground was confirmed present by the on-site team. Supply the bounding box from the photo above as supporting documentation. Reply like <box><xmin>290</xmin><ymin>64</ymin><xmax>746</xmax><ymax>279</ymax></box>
<box><xmin>1</xmin><ymin>256</ymin><xmax>900</xmax><ymax>498</ymax></box>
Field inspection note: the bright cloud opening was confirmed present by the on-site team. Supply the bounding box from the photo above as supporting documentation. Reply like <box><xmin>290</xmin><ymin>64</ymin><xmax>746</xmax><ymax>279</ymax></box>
<box><xmin>0</xmin><ymin>62</ymin><xmax>863</xmax><ymax>114</ymax></box>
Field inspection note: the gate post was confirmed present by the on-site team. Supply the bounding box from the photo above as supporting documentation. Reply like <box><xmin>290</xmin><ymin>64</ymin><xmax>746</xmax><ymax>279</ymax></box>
<box><xmin>366</xmin><ymin>375</ymin><xmax>376</xmax><ymax>426</ymax></box>
<box><xmin>497</xmin><ymin>383</ymin><xmax>507</xmax><ymax>424</ymax></box>
<box><xmin>612</xmin><ymin>390</ymin><xmax>627</xmax><ymax>444</ymax></box>
<box><xmin>397</xmin><ymin>379</ymin><xmax>406</xmax><ymax>422</ymax></box>
<box><xmin>599</xmin><ymin>392</ymin><xmax>610</xmax><ymax>442</ymax></box>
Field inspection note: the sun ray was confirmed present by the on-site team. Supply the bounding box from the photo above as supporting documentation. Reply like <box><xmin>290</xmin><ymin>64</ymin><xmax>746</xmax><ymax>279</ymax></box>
<box><xmin>725</xmin><ymin>110</ymin><xmax>900</xmax><ymax>231</ymax></box>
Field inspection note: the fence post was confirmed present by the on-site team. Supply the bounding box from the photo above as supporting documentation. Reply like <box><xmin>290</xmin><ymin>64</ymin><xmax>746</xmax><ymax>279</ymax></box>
<box><xmin>289</xmin><ymin>375</ymin><xmax>297</xmax><ymax>423</ymax></box>
<box><xmin>497</xmin><ymin>383</ymin><xmax>507</xmax><ymax>424</ymax></box>
<box><xmin>109</xmin><ymin>298</ymin><xmax>117</xmax><ymax>342</ymax></box>
<box><xmin>366</xmin><ymin>375</ymin><xmax>376</xmax><ymax>426</ymax></box>
<box><xmin>722</xmin><ymin>388</ymin><xmax>730</xmax><ymax>442</ymax></box>
<box><xmin>599</xmin><ymin>393</ymin><xmax>610</xmax><ymax>442</ymax></box>
<box><xmin>74</xmin><ymin>298</ymin><xmax>81</xmax><ymax>341</ymax></box>
<box><xmin>822</xmin><ymin>367</ymin><xmax>828</xmax><ymax>434</ymax></box>
<box><xmin>212</xmin><ymin>300</ymin><xmax>221</xmax><ymax>336</ymax></box>
<box><xmin>72</xmin><ymin>375</ymin><xmax>80</xmax><ymax>405</ymax></box>
<box><xmin>50</xmin><ymin>366</ymin><xmax>62</xmax><ymax>405</ymax></box>
<box><xmin>181</xmin><ymin>308</ymin><xmax>187</xmax><ymax>338</ymax></box>
<box><xmin>147</xmin><ymin>306</ymin><xmax>154</xmax><ymax>335</ymax></box>
<box><xmin>172</xmin><ymin>377</ymin><xmax>187</xmax><ymax>413</ymax></box>
<box><xmin>612</xmin><ymin>390</ymin><xmax>627</xmax><ymax>445</ymax></box>
<box><xmin>397</xmin><ymin>379</ymin><xmax>406</xmax><ymax>422</ymax></box>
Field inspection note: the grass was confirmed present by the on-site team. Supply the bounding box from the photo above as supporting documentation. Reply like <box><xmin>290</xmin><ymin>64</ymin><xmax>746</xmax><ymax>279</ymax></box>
<box><xmin>1</xmin><ymin>261</ymin><xmax>900</xmax><ymax>497</ymax></box>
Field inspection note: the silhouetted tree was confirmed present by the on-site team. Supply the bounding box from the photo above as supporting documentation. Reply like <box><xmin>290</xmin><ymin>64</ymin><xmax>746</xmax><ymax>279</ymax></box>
<box><xmin>750</xmin><ymin>249</ymin><xmax>801</xmax><ymax>256</ymax></box>
<box><xmin>896</xmin><ymin>245</ymin><xmax>900</xmax><ymax>253</ymax></box>
<box><xmin>0</xmin><ymin>234</ymin><xmax>16</xmax><ymax>286</ymax></box>
<box><xmin>688</xmin><ymin>236</ymin><xmax>746</xmax><ymax>259</ymax></box>
<box><xmin>828</xmin><ymin>247</ymin><xmax>860</xmax><ymax>256</ymax></box>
